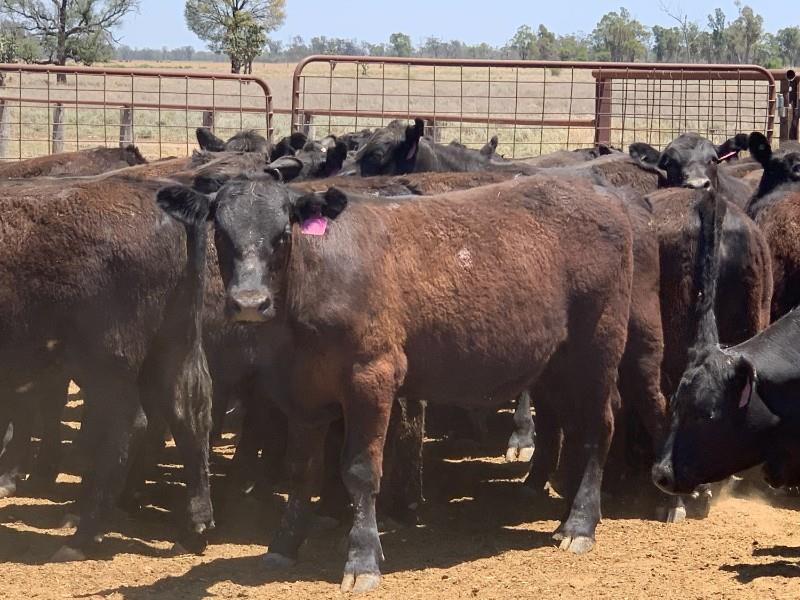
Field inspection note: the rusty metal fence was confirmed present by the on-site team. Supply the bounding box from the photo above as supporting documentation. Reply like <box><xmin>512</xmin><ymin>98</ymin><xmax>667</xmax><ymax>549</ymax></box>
<box><xmin>291</xmin><ymin>56</ymin><xmax>776</xmax><ymax>157</ymax></box>
<box><xmin>0</xmin><ymin>64</ymin><xmax>272</xmax><ymax>161</ymax></box>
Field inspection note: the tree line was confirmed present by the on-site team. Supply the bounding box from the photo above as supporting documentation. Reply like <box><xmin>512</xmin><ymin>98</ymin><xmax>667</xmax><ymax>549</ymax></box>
<box><xmin>1</xmin><ymin>2</ymin><xmax>799</xmax><ymax>75</ymax></box>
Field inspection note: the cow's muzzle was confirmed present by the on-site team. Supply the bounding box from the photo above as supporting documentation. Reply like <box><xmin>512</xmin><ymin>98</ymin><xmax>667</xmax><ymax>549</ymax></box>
<box><xmin>227</xmin><ymin>289</ymin><xmax>274</xmax><ymax>323</ymax></box>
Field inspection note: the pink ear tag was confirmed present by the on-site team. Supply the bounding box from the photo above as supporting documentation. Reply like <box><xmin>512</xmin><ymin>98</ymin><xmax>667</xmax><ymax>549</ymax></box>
<box><xmin>301</xmin><ymin>216</ymin><xmax>328</xmax><ymax>236</ymax></box>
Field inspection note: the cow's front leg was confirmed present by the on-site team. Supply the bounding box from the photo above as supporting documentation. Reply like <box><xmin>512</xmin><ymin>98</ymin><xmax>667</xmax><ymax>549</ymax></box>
<box><xmin>340</xmin><ymin>354</ymin><xmax>403</xmax><ymax>594</ymax></box>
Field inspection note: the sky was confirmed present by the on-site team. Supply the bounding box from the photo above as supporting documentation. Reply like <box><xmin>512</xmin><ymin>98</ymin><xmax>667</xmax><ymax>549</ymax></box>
<box><xmin>117</xmin><ymin>1</ymin><xmax>786</xmax><ymax>50</ymax></box>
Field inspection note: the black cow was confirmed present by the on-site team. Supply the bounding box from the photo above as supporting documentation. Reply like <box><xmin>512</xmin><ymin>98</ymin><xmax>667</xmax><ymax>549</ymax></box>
<box><xmin>630</xmin><ymin>133</ymin><xmax>752</xmax><ymax>203</ymax></box>
<box><xmin>653</xmin><ymin>187</ymin><xmax>800</xmax><ymax>495</ymax></box>
<box><xmin>159</xmin><ymin>173</ymin><xmax>634</xmax><ymax>593</ymax></box>
<box><xmin>266</xmin><ymin>139</ymin><xmax>349</xmax><ymax>182</ymax></box>
<box><xmin>196</xmin><ymin>127</ymin><xmax>271</xmax><ymax>155</ymax></box>
<box><xmin>356</xmin><ymin>118</ymin><xmax>532</xmax><ymax>176</ymax></box>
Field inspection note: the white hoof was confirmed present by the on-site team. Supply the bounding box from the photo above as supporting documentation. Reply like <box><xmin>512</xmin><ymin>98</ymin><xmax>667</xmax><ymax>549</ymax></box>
<box><xmin>505</xmin><ymin>446</ymin><xmax>535</xmax><ymax>463</ymax></box>
<box><xmin>59</xmin><ymin>513</ymin><xmax>80</xmax><ymax>529</ymax></box>
<box><xmin>557</xmin><ymin>535</ymin><xmax>595</xmax><ymax>555</ymax></box>
<box><xmin>341</xmin><ymin>572</ymin><xmax>381</xmax><ymax>594</ymax></box>
<box><xmin>51</xmin><ymin>546</ymin><xmax>86</xmax><ymax>562</ymax></box>
<box><xmin>666</xmin><ymin>506</ymin><xmax>687</xmax><ymax>524</ymax></box>
<box><xmin>262</xmin><ymin>552</ymin><xmax>296</xmax><ymax>569</ymax></box>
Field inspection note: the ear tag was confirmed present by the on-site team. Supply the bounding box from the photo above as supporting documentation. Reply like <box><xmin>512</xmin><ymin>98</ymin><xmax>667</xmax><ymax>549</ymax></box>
<box><xmin>739</xmin><ymin>380</ymin><xmax>752</xmax><ymax>409</ymax></box>
<box><xmin>301</xmin><ymin>213</ymin><xmax>328</xmax><ymax>236</ymax></box>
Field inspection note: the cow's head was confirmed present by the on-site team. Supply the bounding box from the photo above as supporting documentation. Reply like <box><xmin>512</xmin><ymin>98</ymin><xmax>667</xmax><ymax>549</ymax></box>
<box><xmin>749</xmin><ymin>132</ymin><xmax>800</xmax><ymax>199</ymax></box>
<box><xmin>630</xmin><ymin>133</ymin><xmax>748</xmax><ymax>189</ymax></box>
<box><xmin>157</xmin><ymin>176</ymin><xmax>347</xmax><ymax>323</ymax></box>
<box><xmin>356</xmin><ymin>118</ymin><xmax>425</xmax><ymax>176</ymax></box>
<box><xmin>653</xmin><ymin>347</ymin><xmax>778</xmax><ymax>493</ymax></box>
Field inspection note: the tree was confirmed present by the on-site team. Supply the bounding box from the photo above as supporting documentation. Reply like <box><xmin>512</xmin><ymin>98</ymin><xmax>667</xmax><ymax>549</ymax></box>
<box><xmin>659</xmin><ymin>1</ymin><xmax>700</xmax><ymax>61</ymax></box>
<box><xmin>185</xmin><ymin>0</ymin><xmax>285</xmax><ymax>73</ymax></box>
<box><xmin>707</xmin><ymin>8</ymin><xmax>728</xmax><ymax>62</ymax></box>
<box><xmin>0</xmin><ymin>0</ymin><xmax>137</xmax><ymax>73</ymax></box>
<box><xmin>592</xmin><ymin>8</ymin><xmax>650</xmax><ymax>61</ymax></box>
<box><xmin>726</xmin><ymin>3</ymin><xmax>763</xmax><ymax>63</ymax></box>
<box><xmin>536</xmin><ymin>25</ymin><xmax>557</xmax><ymax>60</ymax></box>
<box><xmin>221</xmin><ymin>10</ymin><xmax>266</xmax><ymax>73</ymax></box>
<box><xmin>388</xmin><ymin>32</ymin><xmax>411</xmax><ymax>57</ymax></box>
<box><xmin>776</xmin><ymin>27</ymin><xmax>800</xmax><ymax>67</ymax></box>
<box><xmin>509</xmin><ymin>24</ymin><xmax>536</xmax><ymax>60</ymax></box>
<box><xmin>652</xmin><ymin>25</ymin><xmax>681</xmax><ymax>62</ymax></box>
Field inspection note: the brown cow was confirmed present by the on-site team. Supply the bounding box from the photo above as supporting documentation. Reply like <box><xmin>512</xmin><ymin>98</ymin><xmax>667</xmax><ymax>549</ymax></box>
<box><xmin>158</xmin><ymin>173</ymin><xmax>634</xmax><ymax>593</ymax></box>
<box><xmin>745</xmin><ymin>132</ymin><xmax>800</xmax><ymax>321</ymax></box>
<box><xmin>0</xmin><ymin>145</ymin><xmax>146</xmax><ymax>178</ymax></box>
<box><xmin>0</xmin><ymin>173</ymin><xmax>213</xmax><ymax>560</ymax></box>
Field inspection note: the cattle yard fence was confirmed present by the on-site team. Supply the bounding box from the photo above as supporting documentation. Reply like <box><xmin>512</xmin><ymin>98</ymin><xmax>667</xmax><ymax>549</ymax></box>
<box><xmin>0</xmin><ymin>59</ymin><xmax>785</xmax><ymax>162</ymax></box>
<box><xmin>291</xmin><ymin>56</ymin><xmax>777</xmax><ymax>158</ymax></box>
<box><xmin>0</xmin><ymin>64</ymin><xmax>273</xmax><ymax>161</ymax></box>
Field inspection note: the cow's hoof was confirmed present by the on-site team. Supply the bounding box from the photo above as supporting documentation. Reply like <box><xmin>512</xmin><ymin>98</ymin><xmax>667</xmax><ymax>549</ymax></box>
<box><xmin>59</xmin><ymin>513</ymin><xmax>80</xmax><ymax>529</ymax></box>
<box><xmin>666</xmin><ymin>506</ymin><xmax>687</xmax><ymax>524</ymax></box>
<box><xmin>505</xmin><ymin>446</ymin><xmax>535</xmax><ymax>463</ymax></box>
<box><xmin>0</xmin><ymin>479</ymin><xmax>17</xmax><ymax>499</ymax></box>
<box><xmin>557</xmin><ymin>535</ymin><xmax>595</xmax><ymax>555</ymax></box>
<box><xmin>341</xmin><ymin>572</ymin><xmax>381</xmax><ymax>594</ymax></box>
<box><xmin>51</xmin><ymin>545</ymin><xmax>86</xmax><ymax>562</ymax></box>
<box><xmin>262</xmin><ymin>552</ymin><xmax>296</xmax><ymax>569</ymax></box>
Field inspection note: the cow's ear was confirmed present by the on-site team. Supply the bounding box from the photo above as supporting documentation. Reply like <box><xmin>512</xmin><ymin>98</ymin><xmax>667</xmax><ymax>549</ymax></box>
<box><xmin>266</xmin><ymin>156</ymin><xmax>304</xmax><ymax>182</ymax></box>
<box><xmin>289</xmin><ymin>131</ymin><xmax>308</xmax><ymax>151</ymax></box>
<box><xmin>196</xmin><ymin>127</ymin><xmax>226</xmax><ymax>152</ymax></box>
<box><xmin>292</xmin><ymin>187</ymin><xmax>349</xmax><ymax>223</ymax></box>
<box><xmin>629</xmin><ymin>142</ymin><xmax>661</xmax><ymax>165</ymax></box>
<box><xmin>733</xmin><ymin>356</ymin><xmax>757</xmax><ymax>410</ymax></box>
<box><xmin>749</xmin><ymin>132</ymin><xmax>772</xmax><ymax>166</ymax></box>
<box><xmin>157</xmin><ymin>185</ymin><xmax>216</xmax><ymax>224</ymax></box>
<box><xmin>404</xmin><ymin>118</ymin><xmax>425</xmax><ymax>160</ymax></box>
<box><xmin>325</xmin><ymin>141</ymin><xmax>349</xmax><ymax>175</ymax></box>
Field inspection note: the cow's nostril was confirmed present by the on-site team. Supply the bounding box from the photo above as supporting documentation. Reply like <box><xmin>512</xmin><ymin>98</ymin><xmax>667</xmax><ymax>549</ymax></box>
<box><xmin>258</xmin><ymin>297</ymin><xmax>273</xmax><ymax>313</ymax></box>
<box><xmin>652</xmin><ymin>463</ymin><xmax>675</xmax><ymax>491</ymax></box>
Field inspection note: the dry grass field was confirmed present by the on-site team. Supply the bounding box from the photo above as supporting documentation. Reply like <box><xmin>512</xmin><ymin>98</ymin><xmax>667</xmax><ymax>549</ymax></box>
<box><xmin>0</xmin><ymin>59</ymin><xmax>776</xmax><ymax>160</ymax></box>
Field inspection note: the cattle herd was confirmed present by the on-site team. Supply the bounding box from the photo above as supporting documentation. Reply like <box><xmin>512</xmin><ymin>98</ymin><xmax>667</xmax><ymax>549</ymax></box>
<box><xmin>1</xmin><ymin>119</ymin><xmax>800</xmax><ymax>593</ymax></box>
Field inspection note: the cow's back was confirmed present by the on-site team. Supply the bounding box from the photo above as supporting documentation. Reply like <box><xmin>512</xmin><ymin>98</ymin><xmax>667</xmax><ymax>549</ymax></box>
<box><xmin>287</xmin><ymin>175</ymin><xmax>633</xmax><ymax>405</ymax></box>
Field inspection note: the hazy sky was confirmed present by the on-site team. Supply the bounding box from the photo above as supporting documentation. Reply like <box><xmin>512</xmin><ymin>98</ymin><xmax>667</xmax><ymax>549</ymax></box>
<box><xmin>117</xmin><ymin>1</ymin><xmax>785</xmax><ymax>49</ymax></box>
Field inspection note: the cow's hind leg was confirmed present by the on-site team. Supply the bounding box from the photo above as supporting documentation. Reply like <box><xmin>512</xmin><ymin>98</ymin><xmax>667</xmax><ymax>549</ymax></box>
<box><xmin>506</xmin><ymin>391</ymin><xmax>535</xmax><ymax>463</ymax></box>
<box><xmin>52</xmin><ymin>376</ymin><xmax>146</xmax><ymax>561</ymax></box>
<box><xmin>340</xmin><ymin>354</ymin><xmax>403</xmax><ymax>594</ymax></box>
<box><xmin>554</xmin><ymin>297</ymin><xmax>627</xmax><ymax>555</ymax></box>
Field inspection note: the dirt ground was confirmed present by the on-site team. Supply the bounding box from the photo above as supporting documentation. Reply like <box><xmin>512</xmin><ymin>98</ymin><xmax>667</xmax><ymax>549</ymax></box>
<box><xmin>2</xmin><ymin>400</ymin><xmax>800</xmax><ymax>600</ymax></box>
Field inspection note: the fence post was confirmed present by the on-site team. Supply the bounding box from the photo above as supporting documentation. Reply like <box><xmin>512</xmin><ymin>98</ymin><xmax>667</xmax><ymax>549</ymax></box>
<box><xmin>0</xmin><ymin>72</ymin><xmax>7</xmax><ymax>159</ymax></box>
<box><xmin>202</xmin><ymin>110</ymin><xmax>214</xmax><ymax>129</ymax></box>
<box><xmin>51</xmin><ymin>103</ymin><xmax>65</xmax><ymax>154</ymax></box>
<box><xmin>594</xmin><ymin>76</ymin><xmax>612</xmax><ymax>146</ymax></box>
<box><xmin>298</xmin><ymin>112</ymin><xmax>313</xmax><ymax>137</ymax></box>
<box><xmin>119</xmin><ymin>106</ymin><xmax>133</xmax><ymax>146</ymax></box>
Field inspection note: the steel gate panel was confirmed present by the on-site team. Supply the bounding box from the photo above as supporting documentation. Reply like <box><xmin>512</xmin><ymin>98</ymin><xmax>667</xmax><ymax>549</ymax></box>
<box><xmin>291</xmin><ymin>56</ymin><xmax>776</xmax><ymax>158</ymax></box>
<box><xmin>0</xmin><ymin>64</ymin><xmax>273</xmax><ymax>161</ymax></box>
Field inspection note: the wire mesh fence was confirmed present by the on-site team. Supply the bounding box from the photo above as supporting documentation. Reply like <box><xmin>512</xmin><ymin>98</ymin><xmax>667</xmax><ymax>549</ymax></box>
<box><xmin>291</xmin><ymin>56</ymin><xmax>776</xmax><ymax>158</ymax></box>
<box><xmin>0</xmin><ymin>64</ymin><xmax>273</xmax><ymax>161</ymax></box>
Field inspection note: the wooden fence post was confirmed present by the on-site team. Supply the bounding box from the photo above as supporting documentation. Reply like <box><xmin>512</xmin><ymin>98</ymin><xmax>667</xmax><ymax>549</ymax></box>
<box><xmin>51</xmin><ymin>103</ymin><xmax>65</xmax><ymax>154</ymax></box>
<box><xmin>119</xmin><ymin>106</ymin><xmax>133</xmax><ymax>146</ymax></box>
<box><xmin>0</xmin><ymin>99</ymin><xmax>8</xmax><ymax>159</ymax></box>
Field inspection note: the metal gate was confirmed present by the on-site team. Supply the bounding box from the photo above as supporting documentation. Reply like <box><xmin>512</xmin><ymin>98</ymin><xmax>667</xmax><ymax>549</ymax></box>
<box><xmin>0</xmin><ymin>64</ymin><xmax>273</xmax><ymax>161</ymax></box>
<box><xmin>291</xmin><ymin>56</ymin><xmax>776</xmax><ymax>158</ymax></box>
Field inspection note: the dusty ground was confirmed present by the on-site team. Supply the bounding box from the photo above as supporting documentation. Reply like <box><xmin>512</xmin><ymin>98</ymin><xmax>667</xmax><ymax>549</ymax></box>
<box><xmin>2</xmin><ymin>399</ymin><xmax>800</xmax><ymax>600</ymax></box>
